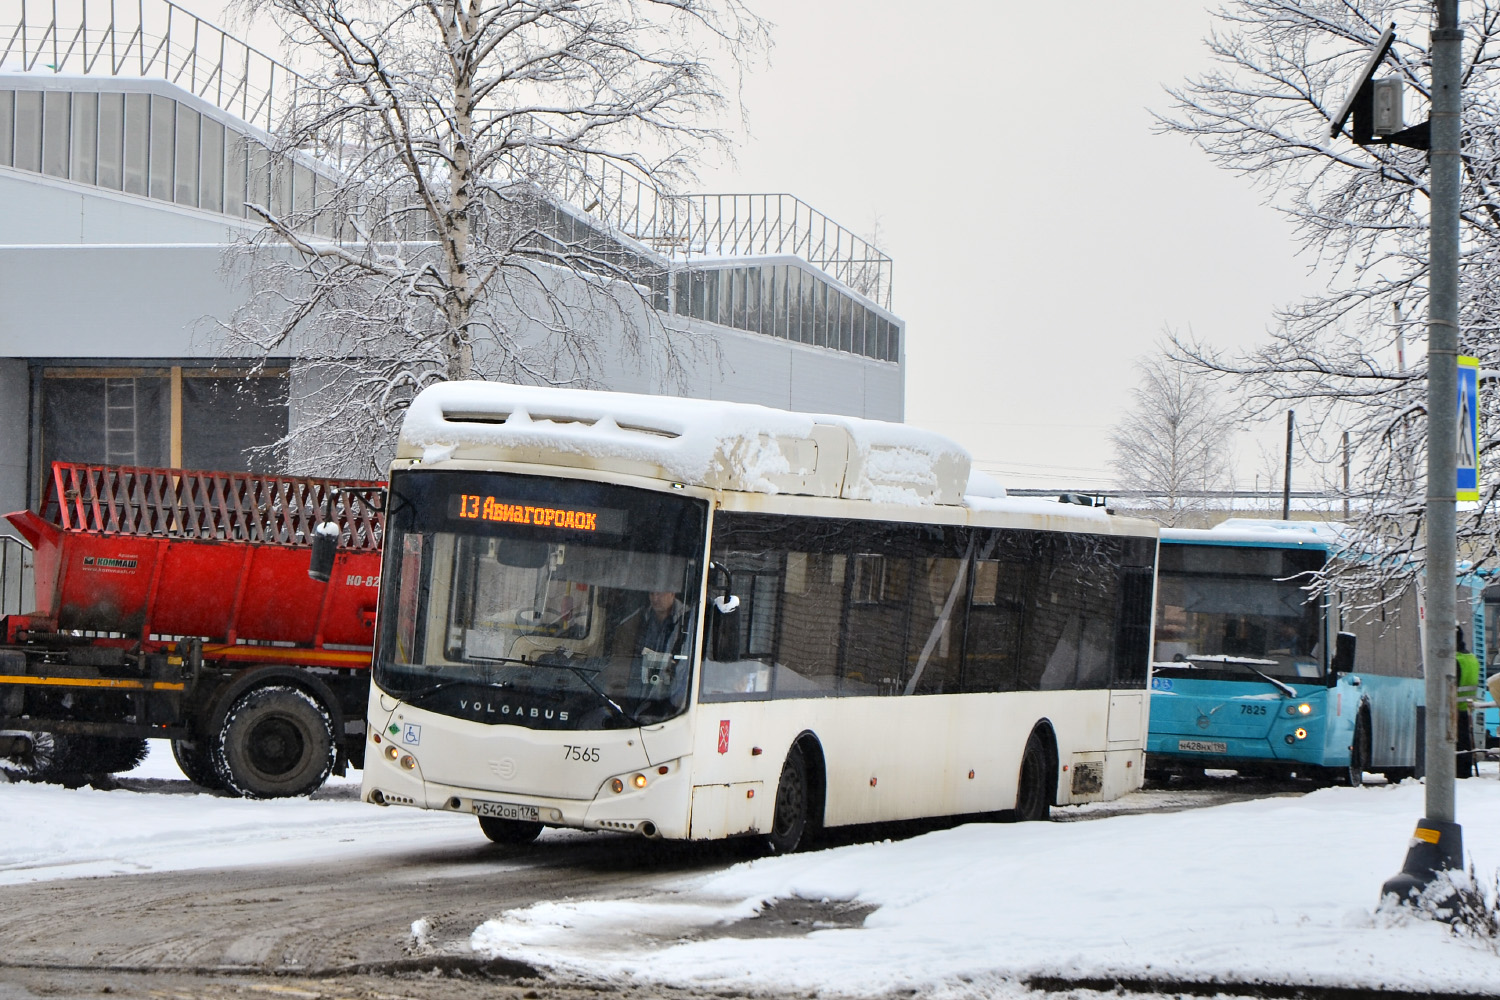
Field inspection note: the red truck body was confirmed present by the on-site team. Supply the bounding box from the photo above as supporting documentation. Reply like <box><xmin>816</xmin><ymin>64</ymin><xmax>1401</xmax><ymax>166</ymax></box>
<box><xmin>0</xmin><ymin>462</ymin><xmax>385</xmax><ymax>797</ymax></box>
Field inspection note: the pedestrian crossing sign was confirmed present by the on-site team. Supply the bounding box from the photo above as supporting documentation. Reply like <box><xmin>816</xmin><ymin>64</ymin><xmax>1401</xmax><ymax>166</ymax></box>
<box><xmin>1458</xmin><ymin>355</ymin><xmax>1480</xmax><ymax>501</ymax></box>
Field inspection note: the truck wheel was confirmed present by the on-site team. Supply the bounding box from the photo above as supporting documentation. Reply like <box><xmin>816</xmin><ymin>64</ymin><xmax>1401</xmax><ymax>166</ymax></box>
<box><xmin>213</xmin><ymin>686</ymin><xmax>335</xmax><ymax>799</ymax></box>
<box><xmin>171</xmin><ymin>739</ymin><xmax>225</xmax><ymax>790</ymax></box>
<box><xmin>74</xmin><ymin>737</ymin><xmax>150</xmax><ymax>774</ymax></box>
<box><xmin>478</xmin><ymin>816</ymin><xmax>544</xmax><ymax>844</ymax></box>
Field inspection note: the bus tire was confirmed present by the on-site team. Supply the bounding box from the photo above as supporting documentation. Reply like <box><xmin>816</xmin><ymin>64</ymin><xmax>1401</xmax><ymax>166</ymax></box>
<box><xmin>171</xmin><ymin>739</ymin><xmax>225</xmax><ymax>790</ymax></box>
<box><xmin>1015</xmin><ymin>729</ymin><xmax>1055</xmax><ymax>822</ymax></box>
<box><xmin>1341</xmin><ymin>710</ymin><xmax>1370</xmax><ymax>788</ymax></box>
<box><xmin>765</xmin><ymin>744</ymin><xmax>811</xmax><ymax>854</ymax></box>
<box><xmin>213</xmin><ymin>685</ymin><xmax>335</xmax><ymax>799</ymax></box>
<box><xmin>478</xmin><ymin>816</ymin><xmax>544</xmax><ymax>844</ymax></box>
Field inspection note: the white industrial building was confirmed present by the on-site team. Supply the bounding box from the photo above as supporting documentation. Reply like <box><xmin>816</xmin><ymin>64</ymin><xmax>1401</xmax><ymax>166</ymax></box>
<box><xmin>0</xmin><ymin>0</ymin><xmax>905</xmax><ymax>517</ymax></box>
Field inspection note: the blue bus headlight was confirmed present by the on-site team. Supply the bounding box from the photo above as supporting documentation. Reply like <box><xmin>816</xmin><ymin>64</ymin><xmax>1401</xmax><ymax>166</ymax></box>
<box><xmin>1286</xmin><ymin>703</ymin><xmax>1313</xmax><ymax>716</ymax></box>
<box><xmin>1294</xmin><ymin>727</ymin><xmax>1308</xmax><ymax>740</ymax></box>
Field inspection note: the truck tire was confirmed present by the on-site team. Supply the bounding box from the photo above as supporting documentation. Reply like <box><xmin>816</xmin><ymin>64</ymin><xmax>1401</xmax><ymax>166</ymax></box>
<box><xmin>213</xmin><ymin>686</ymin><xmax>335</xmax><ymax>799</ymax></box>
<box><xmin>74</xmin><ymin>736</ymin><xmax>150</xmax><ymax>774</ymax></box>
<box><xmin>171</xmin><ymin>739</ymin><xmax>225</xmax><ymax>790</ymax></box>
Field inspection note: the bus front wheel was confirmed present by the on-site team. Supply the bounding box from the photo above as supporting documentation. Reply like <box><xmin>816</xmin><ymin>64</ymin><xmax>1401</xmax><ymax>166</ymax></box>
<box><xmin>765</xmin><ymin>744</ymin><xmax>810</xmax><ymax>854</ymax></box>
<box><xmin>478</xmin><ymin>816</ymin><xmax>543</xmax><ymax>844</ymax></box>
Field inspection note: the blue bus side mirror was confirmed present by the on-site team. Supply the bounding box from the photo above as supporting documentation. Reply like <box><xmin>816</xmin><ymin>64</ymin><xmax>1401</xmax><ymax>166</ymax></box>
<box><xmin>1333</xmin><ymin>631</ymin><xmax>1357</xmax><ymax>674</ymax></box>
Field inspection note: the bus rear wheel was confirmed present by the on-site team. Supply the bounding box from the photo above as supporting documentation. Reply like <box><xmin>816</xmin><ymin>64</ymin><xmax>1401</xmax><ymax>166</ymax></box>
<box><xmin>478</xmin><ymin>816</ymin><xmax>544</xmax><ymax>844</ymax></box>
<box><xmin>765</xmin><ymin>744</ymin><xmax>810</xmax><ymax>854</ymax></box>
<box><xmin>1015</xmin><ymin>731</ymin><xmax>1054</xmax><ymax>822</ymax></box>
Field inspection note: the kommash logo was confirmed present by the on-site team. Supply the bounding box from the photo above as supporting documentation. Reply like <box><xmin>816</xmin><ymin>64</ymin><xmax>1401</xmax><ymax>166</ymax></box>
<box><xmin>81</xmin><ymin>555</ymin><xmax>138</xmax><ymax>571</ymax></box>
<box><xmin>458</xmin><ymin>698</ymin><xmax>569</xmax><ymax>723</ymax></box>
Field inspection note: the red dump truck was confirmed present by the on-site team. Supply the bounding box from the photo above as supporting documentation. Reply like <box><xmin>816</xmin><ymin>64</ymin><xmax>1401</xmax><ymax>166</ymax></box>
<box><xmin>0</xmin><ymin>462</ymin><xmax>384</xmax><ymax>797</ymax></box>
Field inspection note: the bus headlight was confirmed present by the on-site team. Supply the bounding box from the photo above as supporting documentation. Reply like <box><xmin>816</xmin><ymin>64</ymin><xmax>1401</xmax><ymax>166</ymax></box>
<box><xmin>1294</xmin><ymin>727</ymin><xmax>1308</xmax><ymax>740</ymax></box>
<box><xmin>632</xmin><ymin>773</ymin><xmax>648</xmax><ymax>789</ymax></box>
<box><xmin>610</xmin><ymin>778</ymin><xmax>624</xmax><ymax>794</ymax></box>
<box><xmin>399</xmin><ymin>754</ymin><xmax>417</xmax><ymax>770</ymax></box>
<box><xmin>1286</xmin><ymin>703</ymin><xmax>1313</xmax><ymax>716</ymax></box>
<box><xmin>384</xmin><ymin>745</ymin><xmax>400</xmax><ymax>761</ymax></box>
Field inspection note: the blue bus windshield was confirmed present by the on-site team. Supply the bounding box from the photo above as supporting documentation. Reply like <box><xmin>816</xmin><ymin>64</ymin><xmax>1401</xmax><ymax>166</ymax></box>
<box><xmin>1154</xmin><ymin>544</ymin><xmax>1326</xmax><ymax>682</ymax></box>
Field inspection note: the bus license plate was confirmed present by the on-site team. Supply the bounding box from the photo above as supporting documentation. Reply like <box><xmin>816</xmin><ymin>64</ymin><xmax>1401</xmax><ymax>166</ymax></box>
<box><xmin>1178</xmin><ymin>740</ymin><xmax>1228</xmax><ymax>754</ymax></box>
<box><xmin>472</xmin><ymin>800</ymin><xmax>540</xmax><ymax>822</ymax></box>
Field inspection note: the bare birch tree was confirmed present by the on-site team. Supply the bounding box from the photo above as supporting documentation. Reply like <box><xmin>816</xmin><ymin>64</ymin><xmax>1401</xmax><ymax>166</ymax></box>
<box><xmin>1156</xmin><ymin>0</ymin><xmax>1500</xmax><ymax>589</ymax></box>
<box><xmin>222</xmin><ymin>0</ymin><xmax>768</xmax><ymax>473</ymax></box>
<box><xmin>1110</xmin><ymin>355</ymin><xmax>1237</xmax><ymax>526</ymax></box>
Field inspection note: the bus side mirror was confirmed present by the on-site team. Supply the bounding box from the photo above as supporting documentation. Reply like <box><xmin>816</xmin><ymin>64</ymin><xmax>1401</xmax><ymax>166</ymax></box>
<box><xmin>309</xmin><ymin>521</ymin><xmax>340</xmax><ymax>583</ymax></box>
<box><xmin>1333</xmin><ymin>631</ymin><xmax>1357</xmax><ymax>674</ymax></box>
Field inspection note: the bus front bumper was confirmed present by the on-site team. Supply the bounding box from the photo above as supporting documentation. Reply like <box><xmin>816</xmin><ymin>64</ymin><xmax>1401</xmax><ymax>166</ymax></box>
<box><xmin>363</xmin><ymin>743</ymin><xmax>694</xmax><ymax>839</ymax></box>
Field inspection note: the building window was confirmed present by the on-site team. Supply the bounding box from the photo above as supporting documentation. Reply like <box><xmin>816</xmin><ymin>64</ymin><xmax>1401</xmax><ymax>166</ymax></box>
<box><xmin>124</xmin><ymin>93</ymin><xmax>149</xmax><ymax>196</ymax></box>
<box><xmin>14</xmin><ymin>90</ymin><xmax>42</xmax><ymax>173</ymax></box>
<box><xmin>42</xmin><ymin>91</ymin><xmax>69</xmax><ymax>179</ymax></box>
<box><xmin>97</xmin><ymin>92</ymin><xmax>123</xmax><ymax>190</ymax></box>
<box><xmin>69</xmin><ymin>91</ymin><xmax>96</xmax><ymax>185</ymax></box>
<box><xmin>37</xmin><ymin>367</ymin><xmax>290</xmax><ymax>495</ymax></box>
<box><xmin>148</xmin><ymin>95</ymin><xmax>175</xmax><ymax>201</ymax></box>
<box><xmin>0</xmin><ymin>91</ymin><xmax>13</xmax><ymax>166</ymax></box>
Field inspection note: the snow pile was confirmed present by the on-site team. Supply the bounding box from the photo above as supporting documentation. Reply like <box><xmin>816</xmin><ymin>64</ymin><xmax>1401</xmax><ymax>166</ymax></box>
<box><xmin>471</xmin><ymin>778</ymin><xmax>1500</xmax><ymax>996</ymax></box>
<box><xmin>398</xmin><ymin>381</ymin><xmax>971</xmax><ymax>504</ymax></box>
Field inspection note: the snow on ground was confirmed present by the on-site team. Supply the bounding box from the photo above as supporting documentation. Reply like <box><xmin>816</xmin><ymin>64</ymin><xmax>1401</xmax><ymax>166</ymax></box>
<box><xmin>0</xmin><ymin>743</ymin><xmax>476</xmax><ymax>884</ymax></box>
<box><xmin>470</xmin><ymin>776</ymin><xmax>1500</xmax><ymax>996</ymax></box>
<box><xmin>7</xmin><ymin>743</ymin><xmax>1500</xmax><ymax>995</ymax></box>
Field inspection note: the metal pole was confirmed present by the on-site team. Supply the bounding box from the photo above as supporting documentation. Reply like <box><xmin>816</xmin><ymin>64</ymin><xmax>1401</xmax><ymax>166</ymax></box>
<box><xmin>1424</xmin><ymin>0</ymin><xmax>1462</xmax><ymax>828</ymax></box>
<box><xmin>1281</xmin><ymin>409</ymin><xmax>1295</xmax><ymax>520</ymax></box>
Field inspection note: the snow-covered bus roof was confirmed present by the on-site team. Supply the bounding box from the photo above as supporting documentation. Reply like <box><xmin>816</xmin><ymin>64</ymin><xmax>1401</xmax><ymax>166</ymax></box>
<box><xmin>401</xmin><ymin>382</ymin><xmax>974</xmax><ymax>504</ymax></box>
<box><xmin>1161</xmin><ymin>518</ymin><xmax>1349</xmax><ymax>550</ymax></box>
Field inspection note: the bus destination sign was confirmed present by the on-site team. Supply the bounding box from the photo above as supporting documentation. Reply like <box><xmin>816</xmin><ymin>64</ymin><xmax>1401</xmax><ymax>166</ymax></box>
<box><xmin>449</xmin><ymin>494</ymin><xmax>626</xmax><ymax>534</ymax></box>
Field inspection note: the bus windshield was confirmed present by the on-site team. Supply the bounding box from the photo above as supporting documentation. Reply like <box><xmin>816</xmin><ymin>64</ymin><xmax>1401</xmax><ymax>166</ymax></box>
<box><xmin>1153</xmin><ymin>543</ymin><xmax>1326</xmax><ymax>682</ymax></box>
<box><xmin>374</xmin><ymin>470</ymin><xmax>708</xmax><ymax>730</ymax></box>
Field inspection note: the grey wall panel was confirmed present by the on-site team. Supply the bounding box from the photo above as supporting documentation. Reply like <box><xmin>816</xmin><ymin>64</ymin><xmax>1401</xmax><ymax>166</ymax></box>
<box><xmin>0</xmin><ymin>170</ymin><xmax>244</xmax><ymax>245</ymax></box>
<box><xmin>0</xmin><ymin>245</ymin><xmax>238</xmax><ymax>357</ymax></box>
<box><xmin>789</xmin><ymin>345</ymin><xmax>875</xmax><ymax>418</ymax></box>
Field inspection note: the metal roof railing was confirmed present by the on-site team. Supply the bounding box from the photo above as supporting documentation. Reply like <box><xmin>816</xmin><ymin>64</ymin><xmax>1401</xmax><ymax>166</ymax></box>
<box><xmin>2</xmin><ymin>0</ymin><xmax>895</xmax><ymax>307</ymax></box>
<box><xmin>0</xmin><ymin>0</ymin><xmax>303</xmax><ymax>131</ymax></box>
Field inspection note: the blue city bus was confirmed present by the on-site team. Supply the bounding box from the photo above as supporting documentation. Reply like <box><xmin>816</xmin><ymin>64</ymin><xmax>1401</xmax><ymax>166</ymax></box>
<box><xmin>1148</xmin><ymin>520</ymin><xmax>1430</xmax><ymax>785</ymax></box>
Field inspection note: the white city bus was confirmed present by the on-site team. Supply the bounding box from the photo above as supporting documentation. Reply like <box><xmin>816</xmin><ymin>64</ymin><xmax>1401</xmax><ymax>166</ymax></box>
<box><xmin>361</xmin><ymin>383</ymin><xmax>1158</xmax><ymax>850</ymax></box>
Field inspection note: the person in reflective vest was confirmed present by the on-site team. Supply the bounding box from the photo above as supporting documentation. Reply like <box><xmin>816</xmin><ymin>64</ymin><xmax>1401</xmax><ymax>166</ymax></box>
<box><xmin>1457</xmin><ymin>626</ymin><xmax>1481</xmax><ymax>779</ymax></box>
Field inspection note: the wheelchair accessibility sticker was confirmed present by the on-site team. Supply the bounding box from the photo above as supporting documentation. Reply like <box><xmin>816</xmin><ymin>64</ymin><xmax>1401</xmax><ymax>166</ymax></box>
<box><xmin>1151</xmin><ymin>677</ymin><xmax>1174</xmax><ymax>691</ymax></box>
<box><xmin>403</xmin><ymin>723</ymin><xmax>422</xmax><ymax>746</ymax></box>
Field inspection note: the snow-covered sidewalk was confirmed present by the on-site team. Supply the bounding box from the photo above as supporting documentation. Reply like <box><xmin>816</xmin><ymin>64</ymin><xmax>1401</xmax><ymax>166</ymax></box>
<box><xmin>470</xmin><ymin>778</ymin><xmax>1500</xmax><ymax>997</ymax></box>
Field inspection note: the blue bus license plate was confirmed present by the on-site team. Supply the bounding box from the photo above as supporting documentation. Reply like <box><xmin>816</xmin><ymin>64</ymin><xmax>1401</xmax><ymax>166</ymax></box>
<box><xmin>1178</xmin><ymin>740</ymin><xmax>1228</xmax><ymax>753</ymax></box>
<box><xmin>473</xmin><ymin>800</ymin><xmax>540</xmax><ymax>822</ymax></box>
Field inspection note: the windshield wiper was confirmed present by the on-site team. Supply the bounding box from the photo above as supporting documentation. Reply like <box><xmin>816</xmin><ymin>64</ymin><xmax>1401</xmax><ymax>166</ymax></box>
<box><xmin>1182</xmin><ymin>654</ymin><xmax>1298</xmax><ymax>698</ymax></box>
<box><xmin>523</xmin><ymin>655</ymin><xmax>641</xmax><ymax>728</ymax></box>
<box><xmin>398</xmin><ymin>677</ymin><xmax>515</xmax><ymax>702</ymax></box>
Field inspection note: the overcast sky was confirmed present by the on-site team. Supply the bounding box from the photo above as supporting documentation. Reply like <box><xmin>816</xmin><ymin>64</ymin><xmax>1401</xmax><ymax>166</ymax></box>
<box><xmin>694</xmin><ymin>2</ymin><xmax>1325</xmax><ymax>490</ymax></box>
<box><xmin>200</xmin><ymin>0</ymin><xmax>1326</xmax><ymax>491</ymax></box>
